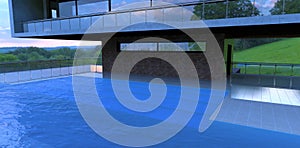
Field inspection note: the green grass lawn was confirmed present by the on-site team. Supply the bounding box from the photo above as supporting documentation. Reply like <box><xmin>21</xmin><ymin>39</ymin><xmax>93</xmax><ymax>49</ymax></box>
<box><xmin>233</xmin><ymin>38</ymin><xmax>300</xmax><ymax>76</ymax></box>
<box><xmin>234</xmin><ymin>38</ymin><xmax>300</xmax><ymax>64</ymax></box>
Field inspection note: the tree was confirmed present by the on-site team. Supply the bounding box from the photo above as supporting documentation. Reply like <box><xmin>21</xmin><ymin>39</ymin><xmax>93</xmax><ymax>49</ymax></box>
<box><xmin>10</xmin><ymin>47</ymin><xmax>51</xmax><ymax>59</ymax></box>
<box><xmin>270</xmin><ymin>0</ymin><xmax>300</xmax><ymax>15</ymax></box>
<box><xmin>193</xmin><ymin>0</ymin><xmax>260</xmax><ymax>20</ymax></box>
<box><xmin>28</xmin><ymin>52</ymin><xmax>46</xmax><ymax>61</ymax></box>
<box><xmin>50</xmin><ymin>55</ymin><xmax>66</xmax><ymax>60</ymax></box>
<box><xmin>50</xmin><ymin>47</ymin><xmax>75</xmax><ymax>59</ymax></box>
<box><xmin>0</xmin><ymin>54</ymin><xmax>18</xmax><ymax>62</ymax></box>
<box><xmin>17</xmin><ymin>53</ymin><xmax>28</xmax><ymax>61</ymax></box>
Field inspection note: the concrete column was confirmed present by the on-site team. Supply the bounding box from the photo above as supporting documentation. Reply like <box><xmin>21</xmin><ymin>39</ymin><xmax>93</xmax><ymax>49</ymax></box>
<box><xmin>102</xmin><ymin>37</ymin><xmax>119</xmax><ymax>78</ymax></box>
<box><xmin>43</xmin><ymin>0</ymin><xmax>51</xmax><ymax>19</ymax></box>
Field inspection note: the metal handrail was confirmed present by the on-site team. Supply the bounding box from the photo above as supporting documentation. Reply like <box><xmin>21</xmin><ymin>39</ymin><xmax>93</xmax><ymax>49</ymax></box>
<box><xmin>231</xmin><ymin>61</ymin><xmax>299</xmax><ymax>88</ymax></box>
<box><xmin>232</xmin><ymin>62</ymin><xmax>300</xmax><ymax>67</ymax></box>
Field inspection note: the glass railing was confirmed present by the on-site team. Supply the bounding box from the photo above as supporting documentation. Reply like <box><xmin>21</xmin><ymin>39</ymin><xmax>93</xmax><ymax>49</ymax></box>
<box><xmin>21</xmin><ymin>0</ymin><xmax>300</xmax><ymax>34</ymax></box>
<box><xmin>231</xmin><ymin>62</ymin><xmax>300</xmax><ymax>89</ymax></box>
<box><xmin>0</xmin><ymin>58</ymin><xmax>102</xmax><ymax>83</ymax></box>
<box><xmin>232</xmin><ymin>62</ymin><xmax>300</xmax><ymax>77</ymax></box>
<box><xmin>0</xmin><ymin>58</ymin><xmax>102</xmax><ymax>73</ymax></box>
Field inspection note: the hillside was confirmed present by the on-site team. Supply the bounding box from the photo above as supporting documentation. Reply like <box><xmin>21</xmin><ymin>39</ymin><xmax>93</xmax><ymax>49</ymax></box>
<box><xmin>234</xmin><ymin>38</ymin><xmax>300</xmax><ymax>64</ymax></box>
<box><xmin>0</xmin><ymin>46</ymin><xmax>79</xmax><ymax>54</ymax></box>
<box><xmin>0</xmin><ymin>47</ymin><xmax>18</xmax><ymax>53</ymax></box>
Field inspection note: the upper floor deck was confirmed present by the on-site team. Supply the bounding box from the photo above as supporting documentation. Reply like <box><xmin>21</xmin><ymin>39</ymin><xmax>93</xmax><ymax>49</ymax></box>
<box><xmin>9</xmin><ymin>0</ymin><xmax>300</xmax><ymax>39</ymax></box>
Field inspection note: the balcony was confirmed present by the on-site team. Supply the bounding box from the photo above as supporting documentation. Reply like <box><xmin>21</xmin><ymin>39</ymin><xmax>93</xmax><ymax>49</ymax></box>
<box><xmin>12</xmin><ymin>0</ymin><xmax>300</xmax><ymax>38</ymax></box>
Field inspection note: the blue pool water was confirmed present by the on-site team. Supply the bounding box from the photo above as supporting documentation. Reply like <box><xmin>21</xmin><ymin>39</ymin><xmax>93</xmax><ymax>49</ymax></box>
<box><xmin>1</xmin><ymin>76</ymin><xmax>300</xmax><ymax>147</ymax></box>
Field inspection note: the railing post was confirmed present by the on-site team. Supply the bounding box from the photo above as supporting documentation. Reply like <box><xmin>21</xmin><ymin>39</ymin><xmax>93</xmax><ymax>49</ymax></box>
<box><xmin>60</xmin><ymin>60</ymin><xmax>62</xmax><ymax>76</ymax></box>
<box><xmin>18</xmin><ymin>71</ymin><xmax>20</xmax><ymax>82</ymax></box>
<box><xmin>290</xmin><ymin>64</ymin><xmax>294</xmax><ymax>89</ymax></box>
<box><xmin>75</xmin><ymin>0</ymin><xmax>79</xmax><ymax>16</ymax></box>
<box><xmin>282</xmin><ymin>0</ymin><xmax>286</xmax><ymax>15</ymax></box>
<box><xmin>108</xmin><ymin>0</ymin><xmax>112</xmax><ymax>11</ymax></box>
<box><xmin>226</xmin><ymin>0</ymin><xmax>229</xmax><ymax>18</ymax></box>
<box><xmin>51</xmin><ymin>60</ymin><xmax>53</xmax><ymax>77</ymax></box>
<box><xmin>202</xmin><ymin>0</ymin><xmax>205</xmax><ymax>19</ymax></box>
<box><xmin>274</xmin><ymin>64</ymin><xmax>277</xmax><ymax>87</ymax></box>
<box><xmin>29</xmin><ymin>61</ymin><xmax>32</xmax><ymax>81</ymax></box>
<box><xmin>230</xmin><ymin>62</ymin><xmax>233</xmax><ymax>84</ymax></box>
<box><xmin>3</xmin><ymin>72</ymin><xmax>5</xmax><ymax>83</ymax></box>
<box><xmin>130</xmin><ymin>11</ymin><xmax>132</xmax><ymax>24</ymax></box>
<box><xmin>258</xmin><ymin>63</ymin><xmax>261</xmax><ymax>84</ymax></box>
<box><xmin>291</xmin><ymin>64</ymin><xmax>294</xmax><ymax>76</ymax></box>
<box><xmin>69</xmin><ymin>59</ymin><xmax>71</xmax><ymax>75</ymax></box>
<box><xmin>252</xmin><ymin>0</ymin><xmax>256</xmax><ymax>16</ymax></box>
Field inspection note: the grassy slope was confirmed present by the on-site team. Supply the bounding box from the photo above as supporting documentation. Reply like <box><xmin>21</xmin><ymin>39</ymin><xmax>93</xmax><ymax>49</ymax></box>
<box><xmin>234</xmin><ymin>38</ymin><xmax>300</xmax><ymax>64</ymax></box>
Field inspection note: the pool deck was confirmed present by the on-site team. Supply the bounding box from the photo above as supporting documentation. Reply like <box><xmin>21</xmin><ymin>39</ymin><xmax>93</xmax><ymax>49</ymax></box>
<box><xmin>231</xmin><ymin>84</ymin><xmax>300</xmax><ymax>106</ymax></box>
<box><xmin>217</xmin><ymin>85</ymin><xmax>300</xmax><ymax>135</ymax></box>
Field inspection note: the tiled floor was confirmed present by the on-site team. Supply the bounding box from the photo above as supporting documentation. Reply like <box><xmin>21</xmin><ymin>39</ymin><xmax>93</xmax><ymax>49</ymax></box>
<box><xmin>216</xmin><ymin>85</ymin><xmax>300</xmax><ymax>135</ymax></box>
<box><xmin>231</xmin><ymin>85</ymin><xmax>300</xmax><ymax>106</ymax></box>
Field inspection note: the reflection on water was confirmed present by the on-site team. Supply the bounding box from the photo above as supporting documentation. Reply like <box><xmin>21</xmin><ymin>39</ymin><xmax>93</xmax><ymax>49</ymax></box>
<box><xmin>0</xmin><ymin>78</ymin><xmax>106</xmax><ymax>147</ymax></box>
<box><xmin>0</xmin><ymin>89</ymin><xmax>25</xmax><ymax>147</ymax></box>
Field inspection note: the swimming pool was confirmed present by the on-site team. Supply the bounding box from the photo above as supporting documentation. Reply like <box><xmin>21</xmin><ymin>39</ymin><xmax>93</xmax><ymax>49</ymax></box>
<box><xmin>1</xmin><ymin>76</ymin><xmax>300</xmax><ymax>147</ymax></box>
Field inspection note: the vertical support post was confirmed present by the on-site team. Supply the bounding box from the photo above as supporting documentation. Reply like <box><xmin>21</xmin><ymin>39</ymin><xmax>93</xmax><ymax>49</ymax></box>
<box><xmin>29</xmin><ymin>61</ymin><xmax>32</xmax><ymax>80</ymax></box>
<box><xmin>226</xmin><ymin>44</ymin><xmax>233</xmax><ymax>77</ymax></box>
<box><xmin>56</xmin><ymin>0</ymin><xmax>60</xmax><ymax>18</ymax></box>
<box><xmin>43</xmin><ymin>0</ymin><xmax>51</xmax><ymax>19</ymax></box>
<box><xmin>291</xmin><ymin>65</ymin><xmax>294</xmax><ymax>76</ymax></box>
<box><xmin>202</xmin><ymin>0</ymin><xmax>205</xmax><ymax>19</ymax></box>
<box><xmin>290</xmin><ymin>64</ymin><xmax>294</xmax><ymax>89</ymax></box>
<box><xmin>243</xmin><ymin>63</ymin><xmax>247</xmax><ymax>83</ymax></box>
<box><xmin>75</xmin><ymin>0</ymin><xmax>78</xmax><ymax>16</ymax></box>
<box><xmin>60</xmin><ymin>60</ymin><xmax>62</xmax><ymax>76</ymax></box>
<box><xmin>282</xmin><ymin>0</ymin><xmax>286</xmax><ymax>14</ymax></box>
<box><xmin>252</xmin><ymin>0</ymin><xmax>256</xmax><ymax>16</ymax></box>
<box><xmin>274</xmin><ymin>64</ymin><xmax>277</xmax><ymax>87</ymax></box>
<box><xmin>108</xmin><ymin>0</ymin><xmax>112</xmax><ymax>11</ymax></box>
<box><xmin>51</xmin><ymin>60</ymin><xmax>53</xmax><ymax>77</ymax></box>
<box><xmin>258</xmin><ymin>64</ymin><xmax>261</xmax><ymax>84</ymax></box>
<box><xmin>226</xmin><ymin>0</ymin><xmax>229</xmax><ymax>18</ymax></box>
<box><xmin>68</xmin><ymin>59</ymin><xmax>70</xmax><ymax>75</ymax></box>
<box><xmin>3</xmin><ymin>73</ymin><xmax>6</xmax><ymax>84</ymax></box>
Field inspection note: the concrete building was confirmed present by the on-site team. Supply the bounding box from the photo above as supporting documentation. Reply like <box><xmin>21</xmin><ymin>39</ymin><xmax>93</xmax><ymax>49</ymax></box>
<box><xmin>8</xmin><ymin>0</ymin><xmax>300</xmax><ymax>81</ymax></box>
<box><xmin>8</xmin><ymin>1</ymin><xmax>300</xmax><ymax>141</ymax></box>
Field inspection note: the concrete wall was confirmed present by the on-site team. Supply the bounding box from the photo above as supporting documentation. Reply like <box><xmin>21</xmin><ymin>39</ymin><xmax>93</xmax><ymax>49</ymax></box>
<box><xmin>102</xmin><ymin>34</ymin><xmax>225</xmax><ymax>80</ymax></box>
